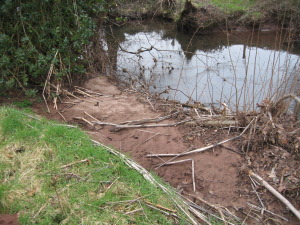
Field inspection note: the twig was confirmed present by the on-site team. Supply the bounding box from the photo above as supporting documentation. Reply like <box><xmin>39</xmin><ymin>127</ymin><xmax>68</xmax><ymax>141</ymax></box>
<box><xmin>247</xmin><ymin>203</ymin><xmax>289</xmax><ymax>222</ymax></box>
<box><xmin>273</xmin><ymin>94</ymin><xmax>300</xmax><ymax>110</ymax></box>
<box><xmin>107</xmin><ymin>196</ymin><xmax>147</xmax><ymax>205</ymax></box>
<box><xmin>106</xmin><ymin>177</ymin><xmax>119</xmax><ymax>192</ymax></box>
<box><xmin>84</xmin><ymin>111</ymin><xmax>101</xmax><ymax>123</ymax></box>
<box><xmin>146</xmin><ymin>118</ymin><xmax>255</xmax><ymax>158</ymax></box>
<box><xmin>144</xmin><ymin>200</ymin><xmax>177</xmax><ymax>213</ymax></box>
<box><xmin>33</xmin><ymin>198</ymin><xmax>51</xmax><ymax>218</ymax></box>
<box><xmin>194</xmin><ymin>108</ymin><xmax>201</xmax><ymax>119</ymax></box>
<box><xmin>61</xmin><ymin>159</ymin><xmax>90</xmax><ymax>169</ymax></box>
<box><xmin>119</xmin><ymin>112</ymin><xmax>178</xmax><ymax>125</ymax></box>
<box><xmin>250</xmin><ymin>177</ymin><xmax>265</xmax><ymax>210</ymax></box>
<box><xmin>146</xmin><ymin>96</ymin><xmax>155</xmax><ymax>111</ymax></box>
<box><xmin>144</xmin><ymin>202</ymin><xmax>179</xmax><ymax>218</ymax></box>
<box><xmin>57</xmin><ymin>111</ymin><xmax>67</xmax><ymax>122</ymax></box>
<box><xmin>249</xmin><ymin>170</ymin><xmax>300</xmax><ymax>221</ymax></box>
<box><xmin>92</xmin><ymin>119</ymin><xmax>192</xmax><ymax>131</ymax></box>
<box><xmin>74</xmin><ymin>117</ymin><xmax>94</xmax><ymax>127</ymax></box>
<box><xmin>136</xmin><ymin>129</ymin><xmax>170</xmax><ymax>136</ymax></box>
<box><xmin>139</xmin><ymin>133</ymin><xmax>159</xmax><ymax>145</ymax></box>
<box><xmin>157</xmin><ymin>159</ymin><xmax>196</xmax><ymax>192</ymax></box>
<box><xmin>191</xmin><ymin>160</ymin><xmax>196</xmax><ymax>192</ymax></box>
<box><xmin>124</xmin><ymin>208</ymin><xmax>143</xmax><ymax>215</ymax></box>
<box><xmin>186</xmin><ymin>193</ymin><xmax>240</xmax><ymax>223</ymax></box>
<box><xmin>42</xmin><ymin>50</ymin><xmax>58</xmax><ymax>113</ymax></box>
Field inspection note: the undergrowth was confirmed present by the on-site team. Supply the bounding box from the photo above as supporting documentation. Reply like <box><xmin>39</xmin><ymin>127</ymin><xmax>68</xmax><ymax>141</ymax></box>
<box><xmin>0</xmin><ymin>107</ymin><xmax>188</xmax><ymax>224</ymax></box>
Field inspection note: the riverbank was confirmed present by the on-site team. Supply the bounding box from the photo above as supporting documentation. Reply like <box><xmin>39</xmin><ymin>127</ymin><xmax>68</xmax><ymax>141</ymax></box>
<box><xmin>108</xmin><ymin>0</ymin><xmax>300</xmax><ymax>37</ymax></box>
<box><xmin>2</xmin><ymin>75</ymin><xmax>299</xmax><ymax>224</ymax></box>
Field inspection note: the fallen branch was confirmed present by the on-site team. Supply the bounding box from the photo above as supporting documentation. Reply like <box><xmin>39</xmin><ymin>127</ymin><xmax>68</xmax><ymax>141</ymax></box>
<box><xmin>92</xmin><ymin>119</ymin><xmax>192</xmax><ymax>131</ymax></box>
<box><xmin>119</xmin><ymin>112</ymin><xmax>179</xmax><ymax>125</ymax></box>
<box><xmin>146</xmin><ymin>118</ymin><xmax>254</xmax><ymax>158</ymax></box>
<box><xmin>249</xmin><ymin>170</ymin><xmax>300</xmax><ymax>221</ymax></box>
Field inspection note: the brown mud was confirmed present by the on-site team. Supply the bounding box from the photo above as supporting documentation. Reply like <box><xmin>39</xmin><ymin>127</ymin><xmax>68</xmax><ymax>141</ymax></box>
<box><xmin>24</xmin><ymin>75</ymin><xmax>299</xmax><ymax>224</ymax></box>
<box><xmin>0</xmin><ymin>214</ymin><xmax>18</xmax><ymax>225</ymax></box>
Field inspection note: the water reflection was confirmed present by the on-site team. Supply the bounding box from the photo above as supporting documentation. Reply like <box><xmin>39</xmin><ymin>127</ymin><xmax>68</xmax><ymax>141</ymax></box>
<box><xmin>107</xmin><ymin>21</ymin><xmax>300</xmax><ymax>111</ymax></box>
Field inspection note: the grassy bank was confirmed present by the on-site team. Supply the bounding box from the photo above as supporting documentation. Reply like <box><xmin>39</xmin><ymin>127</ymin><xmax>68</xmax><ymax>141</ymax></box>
<box><xmin>0</xmin><ymin>107</ymin><xmax>188</xmax><ymax>224</ymax></box>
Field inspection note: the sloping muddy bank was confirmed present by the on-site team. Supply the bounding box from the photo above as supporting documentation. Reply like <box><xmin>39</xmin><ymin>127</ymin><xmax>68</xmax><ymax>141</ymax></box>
<box><xmin>20</xmin><ymin>75</ymin><xmax>299</xmax><ymax>224</ymax></box>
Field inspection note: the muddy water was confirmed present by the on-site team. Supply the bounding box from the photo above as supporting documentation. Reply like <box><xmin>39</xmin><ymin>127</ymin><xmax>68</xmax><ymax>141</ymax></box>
<box><xmin>107</xmin><ymin>20</ymin><xmax>300</xmax><ymax>111</ymax></box>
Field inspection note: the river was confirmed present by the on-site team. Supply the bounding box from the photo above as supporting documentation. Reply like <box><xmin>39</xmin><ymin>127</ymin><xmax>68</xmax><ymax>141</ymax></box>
<box><xmin>105</xmin><ymin>20</ymin><xmax>300</xmax><ymax>112</ymax></box>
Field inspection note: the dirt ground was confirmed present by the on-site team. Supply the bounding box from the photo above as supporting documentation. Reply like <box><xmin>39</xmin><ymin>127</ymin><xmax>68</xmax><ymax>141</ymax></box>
<box><xmin>1</xmin><ymin>75</ymin><xmax>299</xmax><ymax>224</ymax></box>
<box><xmin>0</xmin><ymin>214</ymin><xmax>18</xmax><ymax>225</ymax></box>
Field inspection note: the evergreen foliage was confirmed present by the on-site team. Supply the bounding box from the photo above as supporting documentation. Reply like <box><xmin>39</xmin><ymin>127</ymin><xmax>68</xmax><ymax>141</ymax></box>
<box><xmin>0</xmin><ymin>0</ymin><xmax>109</xmax><ymax>92</ymax></box>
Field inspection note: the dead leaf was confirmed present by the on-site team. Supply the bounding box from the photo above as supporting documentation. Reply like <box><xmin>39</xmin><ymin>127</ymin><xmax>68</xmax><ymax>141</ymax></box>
<box><xmin>5</xmin><ymin>153</ymin><xmax>14</xmax><ymax>159</ymax></box>
<box><xmin>27</xmin><ymin>188</ymin><xmax>37</xmax><ymax>197</ymax></box>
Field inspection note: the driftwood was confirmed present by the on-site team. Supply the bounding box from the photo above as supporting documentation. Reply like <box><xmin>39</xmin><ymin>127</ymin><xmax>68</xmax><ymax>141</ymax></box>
<box><xmin>249</xmin><ymin>170</ymin><xmax>300</xmax><ymax>221</ymax></box>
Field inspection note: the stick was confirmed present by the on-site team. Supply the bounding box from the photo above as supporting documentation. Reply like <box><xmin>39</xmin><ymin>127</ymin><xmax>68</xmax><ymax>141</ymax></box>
<box><xmin>249</xmin><ymin>170</ymin><xmax>300</xmax><ymax>220</ymax></box>
<box><xmin>194</xmin><ymin>108</ymin><xmax>201</xmax><ymax>119</ymax></box>
<box><xmin>84</xmin><ymin>111</ymin><xmax>101</xmax><ymax>123</ymax></box>
<box><xmin>42</xmin><ymin>51</ymin><xmax>58</xmax><ymax>113</ymax></box>
<box><xmin>124</xmin><ymin>208</ymin><xmax>143</xmax><ymax>215</ymax></box>
<box><xmin>144</xmin><ymin>202</ymin><xmax>179</xmax><ymax>218</ymax></box>
<box><xmin>61</xmin><ymin>159</ymin><xmax>90</xmax><ymax>169</ymax></box>
<box><xmin>247</xmin><ymin>203</ymin><xmax>289</xmax><ymax>222</ymax></box>
<box><xmin>92</xmin><ymin>119</ymin><xmax>192</xmax><ymax>131</ymax></box>
<box><xmin>144</xmin><ymin>200</ymin><xmax>177</xmax><ymax>213</ymax></box>
<box><xmin>157</xmin><ymin>159</ymin><xmax>196</xmax><ymax>192</ymax></box>
<box><xmin>119</xmin><ymin>112</ymin><xmax>178</xmax><ymax>125</ymax></box>
<box><xmin>146</xmin><ymin>118</ymin><xmax>255</xmax><ymax>158</ymax></box>
<box><xmin>57</xmin><ymin>111</ymin><xmax>67</xmax><ymax>122</ymax></box>
<box><xmin>146</xmin><ymin>96</ymin><xmax>155</xmax><ymax>111</ymax></box>
<box><xmin>74</xmin><ymin>117</ymin><xmax>94</xmax><ymax>127</ymax></box>
<box><xmin>250</xmin><ymin>177</ymin><xmax>265</xmax><ymax>210</ymax></box>
<box><xmin>192</xmin><ymin>160</ymin><xmax>196</xmax><ymax>192</ymax></box>
<box><xmin>136</xmin><ymin>129</ymin><xmax>170</xmax><ymax>136</ymax></box>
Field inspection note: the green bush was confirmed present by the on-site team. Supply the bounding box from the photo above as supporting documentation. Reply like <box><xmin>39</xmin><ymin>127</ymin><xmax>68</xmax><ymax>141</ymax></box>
<box><xmin>0</xmin><ymin>0</ymin><xmax>109</xmax><ymax>91</ymax></box>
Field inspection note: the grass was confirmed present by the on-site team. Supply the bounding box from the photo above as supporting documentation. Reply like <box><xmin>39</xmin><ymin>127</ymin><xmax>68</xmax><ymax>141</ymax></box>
<box><xmin>210</xmin><ymin>0</ymin><xmax>254</xmax><ymax>13</ymax></box>
<box><xmin>0</xmin><ymin>106</ymin><xmax>189</xmax><ymax>224</ymax></box>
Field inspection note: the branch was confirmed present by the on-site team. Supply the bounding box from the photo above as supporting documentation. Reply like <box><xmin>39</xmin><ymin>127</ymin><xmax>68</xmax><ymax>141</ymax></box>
<box><xmin>249</xmin><ymin>170</ymin><xmax>300</xmax><ymax>221</ymax></box>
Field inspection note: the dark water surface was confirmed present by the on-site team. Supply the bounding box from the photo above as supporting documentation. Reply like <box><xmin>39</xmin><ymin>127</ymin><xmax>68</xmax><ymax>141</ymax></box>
<box><xmin>106</xmin><ymin>20</ymin><xmax>300</xmax><ymax>111</ymax></box>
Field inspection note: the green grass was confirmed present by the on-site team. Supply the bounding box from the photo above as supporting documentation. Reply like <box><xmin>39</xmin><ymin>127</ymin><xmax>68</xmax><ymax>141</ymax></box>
<box><xmin>211</xmin><ymin>0</ymin><xmax>254</xmax><ymax>12</ymax></box>
<box><xmin>0</xmin><ymin>107</ymin><xmax>189</xmax><ymax>224</ymax></box>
